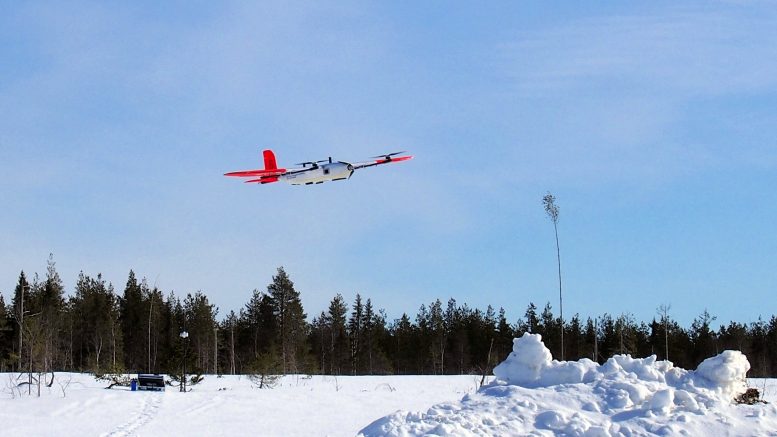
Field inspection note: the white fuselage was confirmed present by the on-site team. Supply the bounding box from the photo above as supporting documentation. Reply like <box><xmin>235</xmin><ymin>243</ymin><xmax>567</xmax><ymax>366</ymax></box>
<box><xmin>281</xmin><ymin>162</ymin><xmax>354</xmax><ymax>185</ymax></box>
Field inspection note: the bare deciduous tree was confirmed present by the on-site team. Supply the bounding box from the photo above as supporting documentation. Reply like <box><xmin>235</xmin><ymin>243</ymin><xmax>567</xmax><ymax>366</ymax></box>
<box><xmin>56</xmin><ymin>374</ymin><xmax>72</xmax><ymax>398</ymax></box>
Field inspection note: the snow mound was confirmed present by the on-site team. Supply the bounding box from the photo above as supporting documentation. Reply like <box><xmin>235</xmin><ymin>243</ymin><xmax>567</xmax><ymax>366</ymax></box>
<box><xmin>359</xmin><ymin>333</ymin><xmax>776</xmax><ymax>437</ymax></box>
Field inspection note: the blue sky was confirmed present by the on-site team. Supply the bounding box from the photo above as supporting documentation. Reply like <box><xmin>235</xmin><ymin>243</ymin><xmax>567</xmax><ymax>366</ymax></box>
<box><xmin>2</xmin><ymin>1</ymin><xmax>776</xmax><ymax>327</ymax></box>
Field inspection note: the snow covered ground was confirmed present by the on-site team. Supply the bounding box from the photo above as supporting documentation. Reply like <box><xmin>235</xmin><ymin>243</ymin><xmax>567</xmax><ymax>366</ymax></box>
<box><xmin>0</xmin><ymin>372</ymin><xmax>481</xmax><ymax>436</ymax></box>
<box><xmin>2</xmin><ymin>336</ymin><xmax>775</xmax><ymax>436</ymax></box>
<box><xmin>360</xmin><ymin>334</ymin><xmax>777</xmax><ymax>437</ymax></box>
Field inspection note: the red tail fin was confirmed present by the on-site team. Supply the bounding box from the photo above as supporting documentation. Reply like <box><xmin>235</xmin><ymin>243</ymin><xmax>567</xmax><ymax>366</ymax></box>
<box><xmin>263</xmin><ymin>149</ymin><xmax>278</xmax><ymax>171</ymax></box>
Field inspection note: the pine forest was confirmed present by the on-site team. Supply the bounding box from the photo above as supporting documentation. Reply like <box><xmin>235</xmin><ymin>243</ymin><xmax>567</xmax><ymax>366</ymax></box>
<box><xmin>2</xmin><ymin>256</ymin><xmax>776</xmax><ymax>379</ymax></box>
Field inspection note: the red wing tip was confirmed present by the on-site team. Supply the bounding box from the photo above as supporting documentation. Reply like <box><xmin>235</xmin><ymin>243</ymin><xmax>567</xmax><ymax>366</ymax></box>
<box><xmin>375</xmin><ymin>155</ymin><xmax>413</xmax><ymax>164</ymax></box>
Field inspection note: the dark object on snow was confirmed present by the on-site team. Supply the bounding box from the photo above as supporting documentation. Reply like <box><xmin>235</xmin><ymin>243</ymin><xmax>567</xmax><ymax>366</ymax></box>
<box><xmin>138</xmin><ymin>374</ymin><xmax>165</xmax><ymax>392</ymax></box>
<box><xmin>734</xmin><ymin>388</ymin><xmax>767</xmax><ymax>405</ymax></box>
<box><xmin>130</xmin><ymin>379</ymin><xmax>137</xmax><ymax>391</ymax></box>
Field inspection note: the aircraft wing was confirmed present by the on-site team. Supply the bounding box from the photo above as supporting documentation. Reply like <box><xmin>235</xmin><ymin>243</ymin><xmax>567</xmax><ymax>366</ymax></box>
<box><xmin>224</xmin><ymin>166</ymin><xmax>318</xmax><ymax>184</ymax></box>
<box><xmin>352</xmin><ymin>153</ymin><xmax>413</xmax><ymax>170</ymax></box>
<box><xmin>224</xmin><ymin>168</ymin><xmax>287</xmax><ymax>178</ymax></box>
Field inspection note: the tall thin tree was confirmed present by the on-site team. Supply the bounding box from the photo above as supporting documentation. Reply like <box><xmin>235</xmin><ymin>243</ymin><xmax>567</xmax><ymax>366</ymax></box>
<box><xmin>657</xmin><ymin>304</ymin><xmax>671</xmax><ymax>361</ymax></box>
<box><xmin>543</xmin><ymin>192</ymin><xmax>564</xmax><ymax>360</ymax></box>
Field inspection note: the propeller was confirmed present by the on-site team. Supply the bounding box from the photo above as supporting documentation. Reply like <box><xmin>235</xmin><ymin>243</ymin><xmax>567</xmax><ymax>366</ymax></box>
<box><xmin>370</xmin><ymin>151</ymin><xmax>406</xmax><ymax>159</ymax></box>
<box><xmin>296</xmin><ymin>157</ymin><xmax>333</xmax><ymax>167</ymax></box>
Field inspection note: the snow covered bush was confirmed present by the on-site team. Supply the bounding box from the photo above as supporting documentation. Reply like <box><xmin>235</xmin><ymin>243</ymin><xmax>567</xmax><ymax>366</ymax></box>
<box><xmin>95</xmin><ymin>372</ymin><xmax>130</xmax><ymax>389</ymax></box>
<box><xmin>248</xmin><ymin>352</ymin><xmax>282</xmax><ymax>389</ymax></box>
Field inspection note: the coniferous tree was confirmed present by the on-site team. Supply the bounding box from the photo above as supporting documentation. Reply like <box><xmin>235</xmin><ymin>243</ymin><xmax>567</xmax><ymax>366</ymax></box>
<box><xmin>391</xmin><ymin>313</ymin><xmax>415</xmax><ymax>374</ymax></box>
<box><xmin>614</xmin><ymin>313</ymin><xmax>639</xmax><ymax>356</ymax></box>
<box><xmin>766</xmin><ymin>316</ymin><xmax>777</xmax><ymax>377</ymax></box>
<box><xmin>11</xmin><ymin>271</ymin><xmax>30</xmax><ymax>372</ymax></box>
<box><xmin>468</xmin><ymin>306</ymin><xmax>496</xmax><ymax>373</ymax></box>
<box><xmin>71</xmin><ymin>272</ymin><xmax>122</xmax><ymax>373</ymax></box>
<box><xmin>221</xmin><ymin>310</ymin><xmax>239</xmax><ymax>374</ymax></box>
<box><xmin>183</xmin><ymin>291</ymin><xmax>218</xmax><ymax>373</ymax></box>
<box><xmin>598</xmin><ymin>313</ymin><xmax>618</xmax><ymax>358</ymax></box>
<box><xmin>584</xmin><ymin>317</ymin><xmax>598</xmax><ymax>362</ymax></box>
<box><xmin>538</xmin><ymin>302</ymin><xmax>559</xmax><ymax>357</ymax></box>
<box><xmin>13</xmin><ymin>259</ymin><xmax>64</xmax><ymax>376</ymax></box>
<box><xmin>244</xmin><ymin>289</ymin><xmax>276</xmax><ymax>360</ymax></box>
<box><xmin>689</xmin><ymin>309</ymin><xmax>717</xmax><ymax>367</ymax></box>
<box><xmin>371</xmin><ymin>308</ymin><xmax>392</xmax><ymax>374</ymax></box>
<box><xmin>749</xmin><ymin>317</ymin><xmax>769</xmax><ymax>377</ymax></box>
<box><xmin>361</xmin><ymin>298</ymin><xmax>375</xmax><ymax>374</ymax></box>
<box><xmin>718</xmin><ymin>321</ymin><xmax>748</xmax><ymax>352</ymax></box>
<box><xmin>120</xmin><ymin>271</ymin><xmax>145</xmax><ymax>371</ymax></box>
<box><xmin>310</xmin><ymin>311</ymin><xmax>328</xmax><ymax>374</ymax></box>
<box><xmin>415</xmin><ymin>304</ymin><xmax>432</xmax><ymax>373</ymax></box>
<box><xmin>0</xmin><ymin>292</ymin><xmax>12</xmax><ymax>371</ymax></box>
<box><xmin>17</xmin><ymin>273</ymin><xmax>47</xmax><ymax>388</ymax></box>
<box><xmin>634</xmin><ymin>322</ymin><xmax>653</xmax><ymax>358</ymax></box>
<box><xmin>348</xmin><ymin>294</ymin><xmax>363</xmax><ymax>373</ymax></box>
<box><xmin>327</xmin><ymin>294</ymin><xmax>348</xmax><ymax>374</ymax></box>
<box><xmin>162</xmin><ymin>292</ymin><xmax>186</xmax><ymax>373</ymax></box>
<box><xmin>495</xmin><ymin>307</ymin><xmax>513</xmax><ymax>362</ymax></box>
<box><xmin>145</xmin><ymin>286</ymin><xmax>164</xmax><ymax>373</ymax></box>
<box><xmin>427</xmin><ymin>299</ymin><xmax>445</xmax><ymax>374</ymax></box>
<box><xmin>445</xmin><ymin>299</ymin><xmax>468</xmax><ymax>374</ymax></box>
<box><xmin>566</xmin><ymin>314</ymin><xmax>583</xmax><ymax>360</ymax></box>
<box><xmin>36</xmin><ymin>255</ymin><xmax>66</xmax><ymax>372</ymax></box>
<box><xmin>523</xmin><ymin>302</ymin><xmax>538</xmax><ymax>334</ymax></box>
<box><xmin>266</xmin><ymin>267</ymin><xmax>307</xmax><ymax>373</ymax></box>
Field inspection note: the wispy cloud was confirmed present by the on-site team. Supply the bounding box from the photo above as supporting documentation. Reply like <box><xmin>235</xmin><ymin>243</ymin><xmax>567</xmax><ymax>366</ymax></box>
<box><xmin>499</xmin><ymin>7</ymin><xmax>777</xmax><ymax>96</ymax></box>
<box><xmin>484</xmin><ymin>5</ymin><xmax>777</xmax><ymax>189</ymax></box>
<box><xmin>2</xmin><ymin>2</ymin><xmax>776</xmax><ymax>324</ymax></box>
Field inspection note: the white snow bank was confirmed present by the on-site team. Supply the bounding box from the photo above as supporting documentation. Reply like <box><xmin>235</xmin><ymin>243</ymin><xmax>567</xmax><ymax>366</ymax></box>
<box><xmin>494</xmin><ymin>333</ymin><xmax>750</xmax><ymax>401</ymax></box>
<box><xmin>360</xmin><ymin>333</ymin><xmax>776</xmax><ymax>437</ymax></box>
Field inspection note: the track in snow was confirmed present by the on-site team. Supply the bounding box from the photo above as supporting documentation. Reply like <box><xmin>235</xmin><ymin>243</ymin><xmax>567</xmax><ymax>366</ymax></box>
<box><xmin>102</xmin><ymin>394</ymin><xmax>163</xmax><ymax>437</ymax></box>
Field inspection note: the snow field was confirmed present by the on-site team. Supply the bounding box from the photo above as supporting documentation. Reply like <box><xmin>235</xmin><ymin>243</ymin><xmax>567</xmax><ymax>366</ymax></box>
<box><xmin>3</xmin><ymin>333</ymin><xmax>777</xmax><ymax>437</ymax></box>
<box><xmin>360</xmin><ymin>333</ymin><xmax>777</xmax><ymax>436</ymax></box>
<box><xmin>0</xmin><ymin>373</ymin><xmax>481</xmax><ymax>436</ymax></box>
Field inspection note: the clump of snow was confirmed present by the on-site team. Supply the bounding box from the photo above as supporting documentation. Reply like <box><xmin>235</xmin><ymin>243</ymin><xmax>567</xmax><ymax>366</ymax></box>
<box><xmin>695</xmin><ymin>350</ymin><xmax>751</xmax><ymax>398</ymax></box>
<box><xmin>493</xmin><ymin>333</ymin><xmax>598</xmax><ymax>387</ymax></box>
<box><xmin>360</xmin><ymin>333</ymin><xmax>777</xmax><ymax>436</ymax></box>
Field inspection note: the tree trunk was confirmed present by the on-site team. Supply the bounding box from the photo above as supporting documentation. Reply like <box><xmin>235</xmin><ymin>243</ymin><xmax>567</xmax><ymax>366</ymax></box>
<box><xmin>230</xmin><ymin>326</ymin><xmax>236</xmax><ymax>375</ymax></box>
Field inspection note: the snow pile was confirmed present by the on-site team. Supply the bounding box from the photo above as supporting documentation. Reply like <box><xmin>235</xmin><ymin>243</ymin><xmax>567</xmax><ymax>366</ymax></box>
<box><xmin>360</xmin><ymin>333</ymin><xmax>777</xmax><ymax>436</ymax></box>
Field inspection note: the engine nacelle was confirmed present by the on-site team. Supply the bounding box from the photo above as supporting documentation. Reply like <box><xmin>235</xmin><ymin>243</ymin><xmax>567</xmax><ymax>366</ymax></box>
<box><xmin>321</xmin><ymin>162</ymin><xmax>353</xmax><ymax>180</ymax></box>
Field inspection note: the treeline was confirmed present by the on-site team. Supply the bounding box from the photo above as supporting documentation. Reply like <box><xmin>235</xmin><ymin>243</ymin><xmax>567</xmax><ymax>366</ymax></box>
<box><xmin>2</xmin><ymin>257</ymin><xmax>776</xmax><ymax>377</ymax></box>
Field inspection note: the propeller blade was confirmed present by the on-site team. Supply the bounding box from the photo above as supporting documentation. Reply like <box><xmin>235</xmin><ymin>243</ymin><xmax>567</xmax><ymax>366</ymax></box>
<box><xmin>370</xmin><ymin>151</ymin><xmax>407</xmax><ymax>159</ymax></box>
